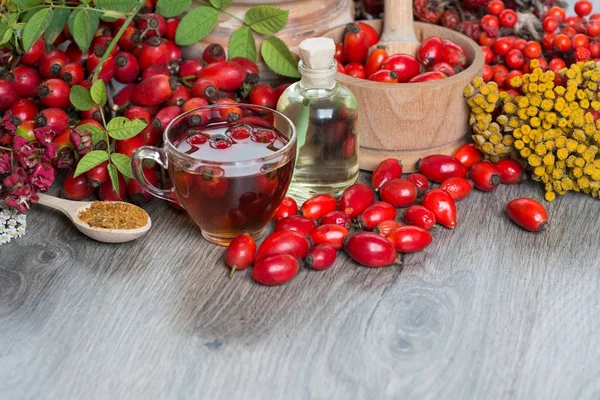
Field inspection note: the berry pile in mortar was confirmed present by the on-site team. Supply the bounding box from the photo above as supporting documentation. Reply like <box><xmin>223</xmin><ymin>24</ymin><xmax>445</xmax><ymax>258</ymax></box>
<box><xmin>335</xmin><ymin>23</ymin><xmax>470</xmax><ymax>82</ymax></box>
<box><xmin>0</xmin><ymin>6</ymin><xmax>290</xmax><ymax>207</ymax></box>
<box><xmin>225</xmin><ymin>145</ymin><xmax>549</xmax><ymax>286</ymax></box>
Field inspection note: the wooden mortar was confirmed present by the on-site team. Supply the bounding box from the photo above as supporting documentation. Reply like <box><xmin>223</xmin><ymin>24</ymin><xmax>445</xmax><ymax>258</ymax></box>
<box><xmin>322</xmin><ymin>20</ymin><xmax>484</xmax><ymax>172</ymax></box>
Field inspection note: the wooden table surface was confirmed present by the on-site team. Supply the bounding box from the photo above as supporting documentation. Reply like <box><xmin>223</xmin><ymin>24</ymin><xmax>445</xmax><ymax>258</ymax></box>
<box><xmin>1</xmin><ymin>173</ymin><xmax>600</xmax><ymax>400</ymax></box>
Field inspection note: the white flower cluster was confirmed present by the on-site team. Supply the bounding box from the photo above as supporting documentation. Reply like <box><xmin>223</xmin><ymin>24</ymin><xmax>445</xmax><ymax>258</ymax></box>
<box><xmin>0</xmin><ymin>204</ymin><xmax>27</xmax><ymax>245</ymax></box>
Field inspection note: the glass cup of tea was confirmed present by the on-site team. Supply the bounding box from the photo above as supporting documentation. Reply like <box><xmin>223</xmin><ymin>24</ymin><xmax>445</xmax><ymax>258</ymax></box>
<box><xmin>131</xmin><ymin>104</ymin><xmax>297</xmax><ymax>246</ymax></box>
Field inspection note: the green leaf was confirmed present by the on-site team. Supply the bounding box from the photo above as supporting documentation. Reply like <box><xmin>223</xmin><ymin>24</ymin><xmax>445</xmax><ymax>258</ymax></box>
<box><xmin>12</xmin><ymin>0</ymin><xmax>42</xmax><ymax>7</ymax></box>
<box><xmin>22</xmin><ymin>8</ymin><xmax>53</xmax><ymax>52</ymax></box>
<box><xmin>90</xmin><ymin>80</ymin><xmax>107</xmax><ymax>107</ymax></box>
<box><xmin>77</xmin><ymin>124</ymin><xmax>106</xmax><ymax>144</ymax></box>
<box><xmin>107</xmin><ymin>163</ymin><xmax>122</xmax><ymax>198</ymax></box>
<box><xmin>261</xmin><ymin>36</ymin><xmax>300</xmax><ymax>78</ymax></box>
<box><xmin>68</xmin><ymin>7</ymin><xmax>99</xmax><ymax>45</ymax></box>
<box><xmin>74</xmin><ymin>150</ymin><xmax>109</xmax><ymax>177</ymax></box>
<box><xmin>106</xmin><ymin>117</ymin><xmax>147</xmax><ymax>140</ymax></box>
<box><xmin>44</xmin><ymin>8</ymin><xmax>71</xmax><ymax>44</ymax></box>
<box><xmin>175</xmin><ymin>6</ymin><xmax>218</xmax><ymax>46</ymax></box>
<box><xmin>95</xmin><ymin>0</ymin><xmax>139</xmax><ymax>12</ymax></box>
<box><xmin>111</xmin><ymin>153</ymin><xmax>134</xmax><ymax>179</ymax></box>
<box><xmin>228</xmin><ymin>26</ymin><xmax>257</xmax><ymax>62</ymax></box>
<box><xmin>209</xmin><ymin>0</ymin><xmax>232</xmax><ymax>9</ymax></box>
<box><xmin>157</xmin><ymin>0</ymin><xmax>191</xmax><ymax>18</ymax></box>
<box><xmin>244</xmin><ymin>5</ymin><xmax>288</xmax><ymax>35</ymax></box>
<box><xmin>70</xmin><ymin>85</ymin><xmax>95</xmax><ymax>111</ymax></box>
<box><xmin>71</xmin><ymin>9</ymin><xmax>96</xmax><ymax>53</ymax></box>
<box><xmin>0</xmin><ymin>28</ymin><xmax>12</xmax><ymax>46</ymax></box>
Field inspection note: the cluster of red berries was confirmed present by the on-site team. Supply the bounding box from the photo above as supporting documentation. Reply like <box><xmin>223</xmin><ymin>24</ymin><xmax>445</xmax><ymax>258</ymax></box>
<box><xmin>0</xmin><ymin>4</ymin><xmax>290</xmax><ymax>210</ymax></box>
<box><xmin>224</xmin><ymin>143</ymin><xmax>549</xmax><ymax>286</ymax></box>
<box><xmin>479</xmin><ymin>0</ymin><xmax>600</xmax><ymax>91</ymax></box>
<box><xmin>335</xmin><ymin>23</ymin><xmax>470</xmax><ymax>83</ymax></box>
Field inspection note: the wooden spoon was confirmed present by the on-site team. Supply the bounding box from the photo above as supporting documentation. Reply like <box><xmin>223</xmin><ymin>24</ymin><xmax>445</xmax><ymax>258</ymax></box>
<box><xmin>374</xmin><ymin>0</ymin><xmax>420</xmax><ymax>56</ymax></box>
<box><xmin>37</xmin><ymin>193</ymin><xmax>151</xmax><ymax>243</ymax></box>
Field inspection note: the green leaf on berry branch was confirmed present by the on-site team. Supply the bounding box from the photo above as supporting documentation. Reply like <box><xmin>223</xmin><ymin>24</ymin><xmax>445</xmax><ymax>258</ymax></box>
<box><xmin>107</xmin><ymin>163</ymin><xmax>121</xmax><ymax>197</ymax></box>
<box><xmin>90</xmin><ymin>80</ymin><xmax>107</xmax><ymax>107</ymax></box>
<box><xmin>106</xmin><ymin>117</ymin><xmax>147</xmax><ymax>140</ymax></box>
<box><xmin>110</xmin><ymin>153</ymin><xmax>134</xmax><ymax>179</ymax></box>
<box><xmin>209</xmin><ymin>0</ymin><xmax>232</xmax><ymax>9</ymax></box>
<box><xmin>70</xmin><ymin>85</ymin><xmax>96</xmax><ymax>111</ymax></box>
<box><xmin>228</xmin><ymin>26</ymin><xmax>257</xmax><ymax>63</ymax></box>
<box><xmin>11</xmin><ymin>0</ymin><xmax>43</xmax><ymax>7</ymax></box>
<box><xmin>44</xmin><ymin>8</ymin><xmax>71</xmax><ymax>44</ymax></box>
<box><xmin>244</xmin><ymin>6</ymin><xmax>288</xmax><ymax>35</ymax></box>
<box><xmin>95</xmin><ymin>0</ymin><xmax>140</xmax><ymax>12</ymax></box>
<box><xmin>74</xmin><ymin>150</ymin><xmax>110</xmax><ymax>177</ymax></box>
<box><xmin>71</xmin><ymin>9</ymin><xmax>98</xmax><ymax>53</ymax></box>
<box><xmin>175</xmin><ymin>6</ymin><xmax>218</xmax><ymax>46</ymax></box>
<box><xmin>0</xmin><ymin>28</ymin><xmax>13</xmax><ymax>46</ymax></box>
<box><xmin>261</xmin><ymin>36</ymin><xmax>300</xmax><ymax>78</ymax></box>
<box><xmin>77</xmin><ymin>124</ymin><xmax>106</xmax><ymax>144</ymax></box>
<box><xmin>22</xmin><ymin>8</ymin><xmax>53</xmax><ymax>52</ymax></box>
<box><xmin>157</xmin><ymin>0</ymin><xmax>191</xmax><ymax>18</ymax></box>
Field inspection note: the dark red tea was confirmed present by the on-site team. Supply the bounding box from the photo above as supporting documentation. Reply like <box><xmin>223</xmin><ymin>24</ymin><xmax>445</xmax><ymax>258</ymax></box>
<box><xmin>169</xmin><ymin>119</ymin><xmax>294</xmax><ymax>242</ymax></box>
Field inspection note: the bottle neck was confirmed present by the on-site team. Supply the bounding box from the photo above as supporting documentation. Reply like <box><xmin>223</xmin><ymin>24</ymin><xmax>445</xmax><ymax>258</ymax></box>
<box><xmin>299</xmin><ymin>60</ymin><xmax>337</xmax><ymax>91</ymax></box>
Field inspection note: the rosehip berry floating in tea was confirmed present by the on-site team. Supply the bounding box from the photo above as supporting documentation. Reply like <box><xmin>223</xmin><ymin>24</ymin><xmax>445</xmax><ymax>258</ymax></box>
<box><xmin>506</xmin><ymin>198</ymin><xmax>549</xmax><ymax>232</ymax></box>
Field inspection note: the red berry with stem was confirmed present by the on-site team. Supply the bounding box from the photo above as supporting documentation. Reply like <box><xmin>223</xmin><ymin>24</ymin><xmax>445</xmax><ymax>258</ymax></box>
<box><xmin>178</xmin><ymin>59</ymin><xmax>204</xmax><ymax>79</ymax></box>
<box><xmin>418</xmin><ymin>154</ymin><xmax>468</xmax><ymax>183</ymax></box>
<box><xmin>547</xmin><ymin>6</ymin><xmax>566</xmax><ymax>22</ymax></box>
<box><xmin>63</xmin><ymin>169</ymin><xmax>95</xmax><ymax>200</ymax></box>
<box><xmin>249</xmin><ymin>84</ymin><xmax>278</xmax><ymax>108</ymax></box>
<box><xmin>386</xmin><ymin>226</ymin><xmax>433</xmax><ymax>253</ymax></box>
<box><xmin>499</xmin><ymin>9</ymin><xmax>517</xmax><ymax>28</ymax></box>
<box><xmin>273</xmin><ymin>196</ymin><xmax>298</xmax><ymax>222</ymax></box>
<box><xmin>379</xmin><ymin>178</ymin><xmax>418</xmax><ymax>208</ymax></box>
<box><xmin>87</xmin><ymin>53</ymin><xmax>116</xmax><ymax>83</ymax></box>
<box><xmin>139</xmin><ymin>37</ymin><xmax>169</xmax><ymax>70</ymax></box>
<box><xmin>305</xmin><ymin>244</ymin><xmax>337</xmax><ymax>270</ymax></box>
<box><xmin>60</xmin><ymin>63</ymin><xmax>85</xmax><ymax>86</ymax></box>
<box><xmin>10</xmin><ymin>99</ymin><xmax>38</xmax><ymax>124</ymax></box>
<box><xmin>182</xmin><ymin>97</ymin><xmax>210</xmax><ymax>126</ymax></box>
<box><xmin>213</xmin><ymin>98</ymin><xmax>241</xmax><ymax>123</ymax></box>
<box><xmin>274</xmin><ymin>215</ymin><xmax>317</xmax><ymax>235</ymax></box>
<box><xmin>345</xmin><ymin>232</ymin><xmax>398</xmax><ymax>268</ymax></box>
<box><xmin>453</xmin><ymin>143</ymin><xmax>483</xmax><ymax>169</ymax></box>
<box><xmin>117</xmin><ymin>26</ymin><xmax>140</xmax><ymax>51</ymax></box>
<box><xmin>495</xmin><ymin>159</ymin><xmax>525</xmax><ymax>184</ymax></box>
<box><xmin>417</xmin><ymin>36</ymin><xmax>445</xmax><ymax>66</ymax></box>
<box><xmin>480</xmin><ymin>14</ymin><xmax>500</xmax><ymax>37</ymax></box>
<box><xmin>554</xmin><ymin>34</ymin><xmax>572</xmax><ymax>52</ymax></box>
<box><xmin>372</xmin><ymin>158</ymin><xmax>403</xmax><ymax>190</ymax></box>
<box><xmin>252</xmin><ymin>254</ymin><xmax>300</xmax><ymax>286</ymax></box>
<box><xmin>439</xmin><ymin>176</ymin><xmax>473</xmax><ymax>201</ymax></box>
<box><xmin>35</xmin><ymin>108</ymin><xmax>69</xmax><ymax>134</ymax></box>
<box><xmin>470</xmin><ymin>161</ymin><xmax>501</xmax><ymax>191</ymax></box>
<box><xmin>256</xmin><ymin>230</ymin><xmax>311</xmax><ymax>261</ymax></box>
<box><xmin>191</xmin><ymin>77</ymin><xmax>219</xmax><ymax>102</ymax></box>
<box><xmin>301</xmin><ymin>194</ymin><xmax>337</xmax><ymax>220</ymax></box>
<box><xmin>343</xmin><ymin>23</ymin><xmax>369</xmax><ymax>64</ymax></box>
<box><xmin>403</xmin><ymin>205</ymin><xmax>436</xmax><ymax>231</ymax></box>
<box><xmin>368</xmin><ymin>69</ymin><xmax>398</xmax><ymax>83</ymax></box>
<box><xmin>365</xmin><ymin>46</ymin><xmax>388</xmax><ymax>78</ymax></box>
<box><xmin>114</xmin><ymin>51</ymin><xmax>140</xmax><ymax>84</ymax></box>
<box><xmin>165</xmin><ymin>18</ymin><xmax>180</xmax><ymax>40</ymax></box>
<box><xmin>320</xmin><ymin>210</ymin><xmax>352</xmax><ymax>229</ymax></box>
<box><xmin>225</xmin><ymin>233</ymin><xmax>256</xmax><ymax>276</ymax></box>
<box><xmin>8</xmin><ymin>66</ymin><xmax>41</xmax><ymax>98</ymax></box>
<box><xmin>382</xmin><ymin>54</ymin><xmax>421</xmax><ymax>82</ymax></box>
<box><xmin>406</xmin><ymin>173</ymin><xmax>430</xmax><ymax>193</ymax></box>
<box><xmin>229</xmin><ymin>57</ymin><xmax>260</xmax><ymax>85</ymax></box>
<box><xmin>575</xmin><ymin>0</ymin><xmax>593</xmax><ymax>17</ymax></box>
<box><xmin>164</xmin><ymin>39</ymin><xmax>181</xmax><ymax>62</ymax></box>
<box><xmin>357</xmin><ymin>21</ymin><xmax>379</xmax><ymax>46</ymax></box>
<box><xmin>131</xmin><ymin>75</ymin><xmax>177</xmax><ymax>106</ymax></box>
<box><xmin>344</xmin><ymin>62</ymin><xmax>366</xmax><ymax>79</ymax></box>
<box><xmin>196</xmin><ymin>61</ymin><xmax>246</xmax><ymax>91</ymax></box>
<box><xmin>149</xmin><ymin>106</ymin><xmax>181</xmax><ymax>143</ymax></box>
<box><xmin>505</xmin><ymin>49</ymin><xmax>525</xmax><ymax>70</ymax></box>
<box><xmin>15</xmin><ymin>120</ymin><xmax>37</xmax><ymax>142</ymax></box>
<box><xmin>373</xmin><ymin>220</ymin><xmax>402</xmax><ymax>236</ymax></box>
<box><xmin>85</xmin><ymin>160</ymin><xmax>110</xmax><ymax>188</ymax></box>
<box><xmin>116</xmin><ymin>135</ymin><xmax>145</xmax><ymax>158</ymax></box>
<box><xmin>543</xmin><ymin>17</ymin><xmax>559</xmax><ymax>33</ymax></box>
<box><xmin>421</xmin><ymin>189</ymin><xmax>457</xmax><ymax>229</ymax></box>
<box><xmin>202</xmin><ymin>43</ymin><xmax>226</xmax><ymax>63</ymax></box>
<box><xmin>20</xmin><ymin>37</ymin><xmax>45</xmax><ymax>66</ymax></box>
<box><xmin>137</xmin><ymin>13</ymin><xmax>167</xmax><ymax>38</ymax></box>
<box><xmin>310</xmin><ymin>224</ymin><xmax>349</xmax><ymax>250</ymax></box>
<box><xmin>167</xmin><ymin>84</ymin><xmax>190</xmax><ymax>107</ymax></box>
<box><xmin>141</xmin><ymin>64</ymin><xmax>171</xmax><ymax>80</ymax></box>
<box><xmin>487</xmin><ymin>0</ymin><xmax>504</xmax><ymax>15</ymax></box>
<box><xmin>38</xmin><ymin>50</ymin><xmax>69</xmax><ymax>79</ymax></box>
<box><xmin>442</xmin><ymin>39</ymin><xmax>468</xmax><ymax>68</ymax></box>
<box><xmin>358</xmin><ymin>201</ymin><xmax>397</xmax><ymax>230</ymax></box>
<box><xmin>506</xmin><ymin>198</ymin><xmax>549</xmax><ymax>232</ymax></box>
<box><xmin>0</xmin><ymin>80</ymin><xmax>18</xmax><ymax>111</ymax></box>
<box><xmin>38</xmin><ymin>79</ymin><xmax>71</xmax><ymax>109</ymax></box>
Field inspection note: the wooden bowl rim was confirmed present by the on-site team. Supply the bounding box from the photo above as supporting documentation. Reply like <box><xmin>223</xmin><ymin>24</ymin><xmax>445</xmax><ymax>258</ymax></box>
<box><xmin>327</xmin><ymin>21</ymin><xmax>485</xmax><ymax>90</ymax></box>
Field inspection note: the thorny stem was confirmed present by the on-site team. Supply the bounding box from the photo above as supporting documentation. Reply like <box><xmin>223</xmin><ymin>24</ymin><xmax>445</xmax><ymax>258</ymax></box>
<box><xmin>92</xmin><ymin>2</ymin><xmax>144</xmax><ymax>82</ymax></box>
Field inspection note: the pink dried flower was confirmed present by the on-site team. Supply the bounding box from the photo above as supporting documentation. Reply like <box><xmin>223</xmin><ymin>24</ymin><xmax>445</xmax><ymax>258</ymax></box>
<box><xmin>0</xmin><ymin>152</ymin><xmax>11</xmax><ymax>175</ymax></box>
<box><xmin>5</xmin><ymin>183</ymin><xmax>38</xmax><ymax>213</ymax></box>
<box><xmin>70</xmin><ymin>128</ymin><xmax>93</xmax><ymax>157</ymax></box>
<box><xmin>29</xmin><ymin>164</ymin><xmax>55</xmax><ymax>192</ymax></box>
<box><xmin>34</xmin><ymin>126</ymin><xmax>56</xmax><ymax>145</ymax></box>
<box><xmin>1</xmin><ymin>111</ymin><xmax>16</xmax><ymax>136</ymax></box>
<box><xmin>56</xmin><ymin>147</ymin><xmax>75</xmax><ymax>169</ymax></box>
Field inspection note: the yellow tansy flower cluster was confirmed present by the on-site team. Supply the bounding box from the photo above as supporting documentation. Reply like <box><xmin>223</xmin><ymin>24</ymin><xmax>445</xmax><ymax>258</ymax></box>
<box><xmin>464</xmin><ymin>60</ymin><xmax>600</xmax><ymax>201</ymax></box>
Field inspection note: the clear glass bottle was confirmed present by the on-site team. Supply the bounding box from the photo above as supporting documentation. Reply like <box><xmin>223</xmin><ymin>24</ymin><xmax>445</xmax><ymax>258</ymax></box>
<box><xmin>277</xmin><ymin>38</ymin><xmax>359</xmax><ymax>203</ymax></box>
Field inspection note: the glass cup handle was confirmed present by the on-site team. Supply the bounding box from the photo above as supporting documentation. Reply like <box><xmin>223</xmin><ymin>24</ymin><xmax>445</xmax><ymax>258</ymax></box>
<box><xmin>131</xmin><ymin>146</ymin><xmax>179</xmax><ymax>204</ymax></box>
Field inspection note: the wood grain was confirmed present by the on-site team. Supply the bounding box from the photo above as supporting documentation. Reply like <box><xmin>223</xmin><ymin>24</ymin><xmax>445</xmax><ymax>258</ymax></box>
<box><xmin>1</xmin><ymin>174</ymin><xmax>600</xmax><ymax>400</ymax></box>
<box><xmin>322</xmin><ymin>21</ymin><xmax>485</xmax><ymax>172</ymax></box>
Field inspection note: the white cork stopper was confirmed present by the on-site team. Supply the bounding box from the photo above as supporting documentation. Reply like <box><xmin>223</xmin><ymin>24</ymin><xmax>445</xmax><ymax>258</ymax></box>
<box><xmin>299</xmin><ymin>37</ymin><xmax>335</xmax><ymax>69</ymax></box>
